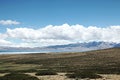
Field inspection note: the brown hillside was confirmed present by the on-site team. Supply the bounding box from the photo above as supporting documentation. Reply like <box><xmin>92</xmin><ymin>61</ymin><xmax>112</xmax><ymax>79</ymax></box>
<box><xmin>0</xmin><ymin>48</ymin><xmax>120</xmax><ymax>73</ymax></box>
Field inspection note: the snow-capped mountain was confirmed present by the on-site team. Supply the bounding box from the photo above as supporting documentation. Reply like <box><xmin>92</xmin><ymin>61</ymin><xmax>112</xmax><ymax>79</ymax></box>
<box><xmin>45</xmin><ymin>41</ymin><xmax>120</xmax><ymax>52</ymax></box>
<box><xmin>0</xmin><ymin>41</ymin><xmax>120</xmax><ymax>53</ymax></box>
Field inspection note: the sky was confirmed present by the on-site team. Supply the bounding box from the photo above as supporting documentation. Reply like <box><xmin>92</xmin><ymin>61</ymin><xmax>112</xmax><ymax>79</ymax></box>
<box><xmin>0</xmin><ymin>0</ymin><xmax>120</xmax><ymax>47</ymax></box>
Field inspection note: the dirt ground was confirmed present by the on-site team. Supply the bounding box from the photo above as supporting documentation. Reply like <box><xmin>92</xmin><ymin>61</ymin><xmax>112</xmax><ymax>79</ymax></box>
<box><xmin>25</xmin><ymin>73</ymin><xmax>120</xmax><ymax>80</ymax></box>
<box><xmin>0</xmin><ymin>73</ymin><xmax>8</xmax><ymax>77</ymax></box>
<box><xmin>26</xmin><ymin>73</ymin><xmax>71</xmax><ymax>80</ymax></box>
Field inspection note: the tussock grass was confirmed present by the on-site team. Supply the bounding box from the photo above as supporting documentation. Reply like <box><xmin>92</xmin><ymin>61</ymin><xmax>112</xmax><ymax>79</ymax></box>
<box><xmin>0</xmin><ymin>48</ymin><xmax>120</xmax><ymax>79</ymax></box>
<box><xmin>66</xmin><ymin>71</ymin><xmax>102</xmax><ymax>79</ymax></box>
<box><xmin>0</xmin><ymin>73</ymin><xmax>39</xmax><ymax>80</ymax></box>
<box><xmin>35</xmin><ymin>69</ymin><xmax>57</xmax><ymax>76</ymax></box>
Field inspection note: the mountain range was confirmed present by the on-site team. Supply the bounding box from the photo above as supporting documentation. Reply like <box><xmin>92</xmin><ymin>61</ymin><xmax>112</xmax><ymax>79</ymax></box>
<box><xmin>0</xmin><ymin>41</ymin><xmax>120</xmax><ymax>53</ymax></box>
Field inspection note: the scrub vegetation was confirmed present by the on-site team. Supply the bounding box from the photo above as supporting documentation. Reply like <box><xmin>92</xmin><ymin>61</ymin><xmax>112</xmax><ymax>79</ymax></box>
<box><xmin>0</xmin><ymin>48</ymin><xmax>120</xmax><ymax>79</ymax></box>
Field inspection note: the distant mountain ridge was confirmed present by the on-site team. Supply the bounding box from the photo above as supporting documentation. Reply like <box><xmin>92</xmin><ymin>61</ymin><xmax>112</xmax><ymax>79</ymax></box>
<box><xmin>0</xmin><ymin>41</ymin><xmax>120</xmax><ymax>53</ymax></box>
<box><xmin>45</xmin><ymin>41</ymin><xmax>120</xmax><ymax>52</ymax></box>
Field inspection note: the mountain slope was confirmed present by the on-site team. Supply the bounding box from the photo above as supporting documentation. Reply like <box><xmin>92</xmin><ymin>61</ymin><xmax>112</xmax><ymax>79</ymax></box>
<box><xmin>45</xmin><ymin>41</ymin><xmax>120</xmax><ymax>52</ymax></box>
<box><xmin>0</xmin><ymin>41</ymin><xmax>120</xmax><ymax>53</ymax></box>
<box><xmin>0</xmin><ymin>48</ymin><xmax>120</xmax><ymax>73</ymax></box>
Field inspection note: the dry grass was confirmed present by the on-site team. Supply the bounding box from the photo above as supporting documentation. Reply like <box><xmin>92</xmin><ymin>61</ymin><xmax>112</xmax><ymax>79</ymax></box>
<box><xmin>0</xmin><ymin>48</ymin><xmax>120</xmax><ymax>79</ymax></box>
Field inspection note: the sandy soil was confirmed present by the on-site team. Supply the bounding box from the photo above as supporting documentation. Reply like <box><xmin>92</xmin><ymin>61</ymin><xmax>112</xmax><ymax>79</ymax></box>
<box><xmin>99</xmin><ymin>74</ymin><xmax>120</xmax><ymax>80</ymax></box>
<box><xmin>26</xmin><ymin>73</ymin><xmax>120</xmax><ymax>80</ymax></box>
<box><xmin>0</xmin><ymin>73</ymin><xmax>8</xmax><ymax>77</ymax></box>
<box><xmin>26</xmin><ymin>73</ymin><xmax>72</xmax><ymax>80</ymax></box>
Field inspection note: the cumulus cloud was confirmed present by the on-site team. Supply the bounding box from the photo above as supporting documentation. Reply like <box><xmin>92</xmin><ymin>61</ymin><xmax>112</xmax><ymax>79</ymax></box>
<box><xmin>0</xmin><ymin>39</ymin><xmax>12</xmax><ymax>46</ymax></box>
<box><xmin>0</xmin><ymin>24</ymin><xmax>120</xmax><ymax>47</ymax></box>
<box><xmin>0</xmin><ymin>20</ymin><xmax>20</xmax><ymax>25</ymax></box>
<box><xmin>0</xmin><ymin>33</ymin><xmax>8</xmax><ymax>39</ymax></box>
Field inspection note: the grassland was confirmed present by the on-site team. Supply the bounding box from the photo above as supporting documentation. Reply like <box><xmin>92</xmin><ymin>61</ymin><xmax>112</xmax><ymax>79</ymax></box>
<box><xmin>0</xmin><ymin>48</ymin><xmax>120</xmax><ymax>79</ymax></box>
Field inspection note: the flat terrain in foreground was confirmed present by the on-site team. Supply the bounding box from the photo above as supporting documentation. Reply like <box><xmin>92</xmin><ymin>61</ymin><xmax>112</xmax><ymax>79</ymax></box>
<box><xmin>0</xmin><ymin>48</ymin><xmax>120</xmax><ymax>80</ymax></box>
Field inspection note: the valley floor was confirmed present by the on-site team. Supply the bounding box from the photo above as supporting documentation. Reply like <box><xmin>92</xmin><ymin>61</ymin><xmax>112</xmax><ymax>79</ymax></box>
<box><xmin>0</xmin><ymin>48</ymin><xmax>120</xmax><ymax>80</ymax></box>
<box><xmin>27</xmin><ymin>73</ymin><xmax>120</xmax><ymax>80</ymax></box>
<box><xmin>25</xmin><ymin>73</ymin><xmax>120</xmax><ymax>80</ymax></box>
<box><xmin>1</xmin><ymin>73</ymin><xmax>120</xmax><ymax>80</ymax></box>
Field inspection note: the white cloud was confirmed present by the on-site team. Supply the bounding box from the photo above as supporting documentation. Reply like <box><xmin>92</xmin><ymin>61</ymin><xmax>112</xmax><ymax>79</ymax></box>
<box><xmin>0</xmin><ymin>39</ymin><xmax>12</xmax><ymax>46</ymax></box>
<box><xmin>6</xmin><ymin>39</ymin><xmax>72</xmax><ymax>48</ymax></box>
<box><xmin>0</xmin><ymin>24</ymin><xmax>120</xmax><ymax>47</ymax></box>
<box><xmin>0</xmin><ymin>33</ymin><xmax>8</xmax><ymax>39</ymax></box>
<box><xmin>0</xmin><ymin>20</ymin><xmax>20</xmax><ymax>25</ymax></box>
<box><xmin>0</xmin><ymin>34</ymin><xmax>11</xmax><ymax>47</ymax></box>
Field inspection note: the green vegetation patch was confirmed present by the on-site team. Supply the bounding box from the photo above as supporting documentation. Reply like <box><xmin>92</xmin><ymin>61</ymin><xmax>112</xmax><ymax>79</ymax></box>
<box><xmin>0</xmin><ymin>73</ymin><xmax>39</xmax><ymax>80</ymax></box>
<box><xmin>0</xmin><ymin>63</ymin><xmax>38</xmax><ymax>70</ymax></box>
<box><xmin>35</xmin><ymin>69</ymin><xmax>57</xmax><ymax>76</ymax></box>
<box><xmin>66</xmin><ymin>71</ymin><xmax>102</xmax><ymax>79</ymax></box>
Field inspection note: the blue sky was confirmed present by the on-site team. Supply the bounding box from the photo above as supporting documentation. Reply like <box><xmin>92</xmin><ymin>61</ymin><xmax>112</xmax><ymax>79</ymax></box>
<box><xmin>0</xmin><ymin>0</ymin><xmax>120</xmax><ymax>27</ymax></box>
<box><xmin>0</xmin><ymin>0</ymin><xmax>120</xmax><ymax>47</ymax></box>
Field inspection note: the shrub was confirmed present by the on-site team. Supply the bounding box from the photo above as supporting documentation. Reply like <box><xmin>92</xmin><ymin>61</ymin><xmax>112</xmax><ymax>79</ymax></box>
<box><xmin>0</xmin><ymin>70</ymin><xmax>11</xmax><ymax>73</ymax></box>
<box><xmin>0</xmin><ymin>73</ymin><xmax>39</xmax><ymax>80</ymax></box>
<box><xmin>0</xmin><ymin>69</ymin><xmax>37</xmax><ymax>73</ymax></box>
<box><xmin>66</xmin><ymin>71</ymin><xmax>102</xmax><ymax>79</ymax></box>
<box><xmin>35</xmin><ymin>69</ymin><xmax>57</xmax><ymax>76</ymax></box>
<box><xmin>17</xmin><ymin>69</ymin><xmax>37</xmax><ymax>73</ymax></box>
